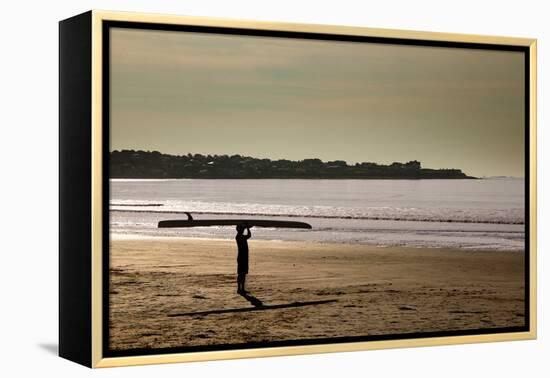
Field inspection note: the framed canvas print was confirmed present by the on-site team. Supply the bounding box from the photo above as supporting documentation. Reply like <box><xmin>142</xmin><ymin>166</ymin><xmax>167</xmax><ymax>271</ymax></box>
<box><xmin>59</xmin><ymin>10</ymin><xmax>537</xmax><ymax>368</ymax></box>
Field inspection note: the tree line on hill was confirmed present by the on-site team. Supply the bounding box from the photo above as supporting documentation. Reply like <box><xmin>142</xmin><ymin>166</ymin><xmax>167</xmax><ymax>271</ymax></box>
<box><xmin>110</xmin><ymin>150</ymin><xmax>475</xmax><ymax>179</ymax></box>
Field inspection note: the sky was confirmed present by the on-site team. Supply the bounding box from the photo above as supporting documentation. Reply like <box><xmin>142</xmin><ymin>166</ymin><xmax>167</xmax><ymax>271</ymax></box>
<box><xmin>110</xmin><ymin>28</ymin><xmax>525</xmax><ymax>177</ymax></box>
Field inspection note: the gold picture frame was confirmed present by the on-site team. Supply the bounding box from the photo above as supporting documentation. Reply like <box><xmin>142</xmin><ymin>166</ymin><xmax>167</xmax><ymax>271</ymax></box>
<box><xmin>59</xmin><ymin>10</ymin><xmax>537</xmax><ymax>368</ymax></box>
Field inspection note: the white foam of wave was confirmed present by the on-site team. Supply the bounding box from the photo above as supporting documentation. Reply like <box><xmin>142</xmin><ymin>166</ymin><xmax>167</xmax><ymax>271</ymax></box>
<box><xmin>109</xmin><ymin>211</ymin><xmax>525</xmax><ymax>252</ymax></box>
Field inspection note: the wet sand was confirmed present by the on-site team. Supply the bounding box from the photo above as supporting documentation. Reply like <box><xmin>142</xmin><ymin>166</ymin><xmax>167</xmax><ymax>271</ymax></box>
<box><xmin>109</xmin><ymin>238</ymin><xmax>525</xmax><ymax>351</ymax></box>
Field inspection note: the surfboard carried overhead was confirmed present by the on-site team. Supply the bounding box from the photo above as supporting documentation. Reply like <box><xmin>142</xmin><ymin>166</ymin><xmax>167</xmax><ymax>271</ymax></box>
<box><xmin>158</xmin><ymin>212</ymin><xmax>312</xmax><ymax>229</ymax></box>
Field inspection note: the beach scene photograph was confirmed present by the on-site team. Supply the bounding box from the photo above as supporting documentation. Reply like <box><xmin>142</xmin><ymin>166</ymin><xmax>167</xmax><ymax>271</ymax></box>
<box><xmin>107</xmin><ymin>27</ymin><xmax>526</xmax><ymax>354</ymax></box>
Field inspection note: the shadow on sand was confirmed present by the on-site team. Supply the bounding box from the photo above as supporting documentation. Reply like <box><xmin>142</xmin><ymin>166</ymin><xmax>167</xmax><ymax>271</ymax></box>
<box><xmin>239</xmin><ymin>291</ymin><xmax>265</xmax><ymax>308</ymax></box>
<box><xmin>168</xmin><ymin>292</ymin><xmax>337</xmax><ymax>317</ymax></box>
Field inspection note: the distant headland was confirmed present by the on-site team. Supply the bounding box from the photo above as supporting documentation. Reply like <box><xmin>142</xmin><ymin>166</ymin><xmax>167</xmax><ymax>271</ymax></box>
<box><xmin>110</xmin><ymin>150</ymin><xmax>476</xmax><ymax>179</ymax></box>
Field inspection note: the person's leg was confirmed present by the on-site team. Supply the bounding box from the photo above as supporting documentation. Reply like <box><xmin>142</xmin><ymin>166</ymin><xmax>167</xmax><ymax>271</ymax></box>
<box><xmin>237</xmin><ymin>273</ymin><xmax>244</xmax><ymax>293</ymax></box>
<box><xmin>242</xmin><ymin>274</ymin><xmax>247</xmax><ymax>292</ymax></box>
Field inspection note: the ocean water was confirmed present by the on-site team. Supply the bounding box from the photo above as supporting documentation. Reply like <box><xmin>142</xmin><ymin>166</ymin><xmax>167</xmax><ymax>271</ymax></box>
<box><xmin>110</xmin><ymin>178</ymin><xmax>525</xmax><ymax>251</ymax></box>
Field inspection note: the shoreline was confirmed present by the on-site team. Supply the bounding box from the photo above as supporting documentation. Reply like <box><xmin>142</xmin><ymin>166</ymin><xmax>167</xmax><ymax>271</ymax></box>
<box><xmin>110</xmin><ymin>233</ymin><xmax>524</xmax><ymax>253</ymax></box>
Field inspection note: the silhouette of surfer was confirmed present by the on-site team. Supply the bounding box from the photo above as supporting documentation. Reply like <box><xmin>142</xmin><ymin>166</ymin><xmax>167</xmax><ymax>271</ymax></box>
<box><xmin>236</xmin><ymin>223</ymin><xmax>252</xmax><ymax>293</ymax></box>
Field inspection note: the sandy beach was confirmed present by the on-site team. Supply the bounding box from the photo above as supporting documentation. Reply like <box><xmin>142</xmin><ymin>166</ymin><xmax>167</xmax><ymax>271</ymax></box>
<box><xmin>109</xmin><ymin>237</ymin><xmax>525</xmax><ymax>352</ymax></box>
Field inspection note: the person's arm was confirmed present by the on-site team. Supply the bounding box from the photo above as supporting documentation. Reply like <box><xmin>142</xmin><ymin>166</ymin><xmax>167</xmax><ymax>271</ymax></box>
<box><xmin>245</xmin><ymin>225</ymin><xmax>252</xmax><ymax>239</ymax></box>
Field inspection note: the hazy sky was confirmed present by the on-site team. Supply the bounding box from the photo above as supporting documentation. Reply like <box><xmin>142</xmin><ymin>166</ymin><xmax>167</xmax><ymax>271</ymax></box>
<box><xmin>110</xmin><ymin>28</ymin><xmax>525</xmax><ymax>177</ymax></box>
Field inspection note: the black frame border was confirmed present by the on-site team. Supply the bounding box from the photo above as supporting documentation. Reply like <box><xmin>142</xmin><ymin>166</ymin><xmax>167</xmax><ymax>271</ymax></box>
<box><xmin>101</xmin><ymin>20</ymin><xmax>531</xmax><ymax>359</ymax></box>
<box><xmin>59</xmin><ymin>11</ymin><xmax>93</xmax><ymax>367</ymax></box>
